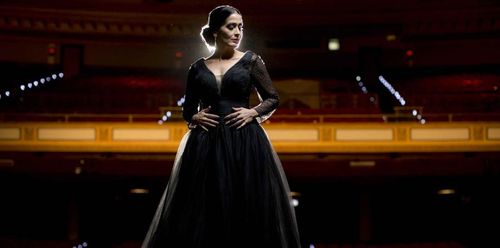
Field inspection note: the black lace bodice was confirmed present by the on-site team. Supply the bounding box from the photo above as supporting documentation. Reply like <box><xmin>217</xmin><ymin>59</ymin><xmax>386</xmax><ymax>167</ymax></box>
<box><xmin>182</xmin><ymin>51</ymin><xmax>279</xmax><ymax>124</ymax></box>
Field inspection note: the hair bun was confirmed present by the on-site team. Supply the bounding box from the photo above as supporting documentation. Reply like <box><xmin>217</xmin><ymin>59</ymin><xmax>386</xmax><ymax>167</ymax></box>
<box><xmin>200</xmin><ymin>26</ymin><xmax>215</xmax><ymax>46</ymax></box>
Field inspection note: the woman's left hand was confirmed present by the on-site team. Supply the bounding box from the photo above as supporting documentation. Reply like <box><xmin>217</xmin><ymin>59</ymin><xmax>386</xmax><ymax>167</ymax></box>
<box><xmin>224</xmin><ymin>107</ymin><xmax>259</xmax><ymax>129</ymax></box>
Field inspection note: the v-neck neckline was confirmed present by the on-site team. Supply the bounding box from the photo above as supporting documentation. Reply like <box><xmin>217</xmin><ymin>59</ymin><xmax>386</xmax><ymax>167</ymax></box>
<box><xmin>201</xmin><ymin>51</ymin><xmax>250</xmax><ymax>95</ymax></box>
<box><xmin>202</xmin><ymin>51</ymin><xmax>249</xmax><ymax>81</ymax></box>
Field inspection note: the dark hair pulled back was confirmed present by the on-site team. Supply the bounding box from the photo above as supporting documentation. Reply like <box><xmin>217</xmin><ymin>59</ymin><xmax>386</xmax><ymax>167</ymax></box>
<box><xmin>200</xmin><ymin>5</ymin><xmax>241</xmax><ymax>46</ymax></box>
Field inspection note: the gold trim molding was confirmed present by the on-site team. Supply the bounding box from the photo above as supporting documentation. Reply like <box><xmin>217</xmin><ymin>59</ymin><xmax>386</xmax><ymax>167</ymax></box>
<box><xmin>1</xmin><ymin>122</ymin><xmax>500</xmax><ymax>153</ymax></box>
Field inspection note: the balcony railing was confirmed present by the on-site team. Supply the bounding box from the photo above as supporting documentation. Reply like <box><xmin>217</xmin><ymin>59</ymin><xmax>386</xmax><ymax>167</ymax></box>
<box><xmin>1</xmin><ymin>111</ymin><xmax>499</xmax><ymax>123</ymax></box>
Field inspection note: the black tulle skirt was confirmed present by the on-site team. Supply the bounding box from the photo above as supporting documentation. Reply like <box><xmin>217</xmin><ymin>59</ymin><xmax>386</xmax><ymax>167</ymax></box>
<box><xmin>142</xmin><ymin>121</ymin><xmax>301</xmax><ymax>248</ymax></box>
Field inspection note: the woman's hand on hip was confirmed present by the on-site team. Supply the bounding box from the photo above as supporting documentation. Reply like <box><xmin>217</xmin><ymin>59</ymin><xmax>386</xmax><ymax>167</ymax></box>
<box><xmin>224</xmin><ymin>107</ymin><xmax>259</xmax><ymax>129</ymax></box>
<box><xmin>192</xmin><ymin>107</ymin><xmax>219</xmax><ymax>131</ymax></box>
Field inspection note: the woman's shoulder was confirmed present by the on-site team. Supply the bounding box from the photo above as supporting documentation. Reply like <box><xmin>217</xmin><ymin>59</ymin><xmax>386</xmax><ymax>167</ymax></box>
<box><xmin>245</xmin><ymin>50</ymin><xmax>266</xmax><ymax>66</ymax></box>
<box><xmin>191</xmin><ymin>57</ymin><xmax>205</xmax><ymax>66</ymax></box>
<box><xmin>239</xmin><ymin>50</ymin><xmax>264</xmax><ymax>65</ymax></box>
<box><xmin>187</xmin><ymin>58</ymin><xmax>205</xmax><ymax>72</ymax></box>
<box><xmin>244</xmin><ymin>50</ymin><xmax>257</xmax><ymax>59</ymax></box>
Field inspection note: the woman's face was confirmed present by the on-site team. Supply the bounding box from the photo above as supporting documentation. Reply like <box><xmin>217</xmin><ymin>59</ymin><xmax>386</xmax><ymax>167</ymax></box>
<box><xmin>215</xmin><ymin>13</ymin><xmax>243</xmax><ymax>48</ymax></box>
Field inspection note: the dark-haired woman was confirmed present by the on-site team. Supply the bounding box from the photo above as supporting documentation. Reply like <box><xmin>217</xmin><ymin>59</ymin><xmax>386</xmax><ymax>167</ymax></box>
<box><xmin>142</xmin><ymin>5</ymin><xmax>301</xmax><ymax>248</ymax></box>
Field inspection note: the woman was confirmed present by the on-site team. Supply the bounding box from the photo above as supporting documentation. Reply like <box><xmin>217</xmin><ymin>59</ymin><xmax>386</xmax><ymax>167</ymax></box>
<box><xmin>142</xmin><ymin>5</ymin><xmax>301</xmax><ymax>248</ymax></box>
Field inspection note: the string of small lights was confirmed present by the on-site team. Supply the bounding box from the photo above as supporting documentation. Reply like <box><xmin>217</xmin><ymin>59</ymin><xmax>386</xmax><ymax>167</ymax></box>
<box><xmin>378</xmin><ymin>75</ymin><xmax>426</xmax><ymax>124</ymax></box>
<box><xmin>158</xmin><ymin>95</ymin><xmax>186</xmax><ymax>125</ymax></box>
<box><xmin>158</xmin><ymin>110</ymin><xmax>172</xmax><ymax>125</ymax></box>
<box><xmin>177</xmin><ymin>95</ymin><xmax>185</xmax><ymax>107</ymax></box>
<box><xmin>72</xmin><ymin>241</ymin><xmax>88</xmax><ymax>248</ymax></box>
<box><xmin>378</xmin><ymin>75</ymin><xmax>406</xmax><ymax>106</ymax></box>
<box><xmin>355</xmin><ymin>75</ymin><xmax>377</xmax><ymax>103</ymax></box>
<box><xmin>0</xmin><ymin>72</ymin><xmax>64</xmax><ymax>101</ymax></box>
<box><xmin>355</xmin><ymin>75</ymin><xmax>368</xmax><ymax>94</ymax></box>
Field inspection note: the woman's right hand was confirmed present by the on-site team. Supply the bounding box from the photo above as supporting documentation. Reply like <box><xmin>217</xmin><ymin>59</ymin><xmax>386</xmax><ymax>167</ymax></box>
<box><xmin>191</xmin><ymin>107</ymin><xmax>219</xmax><ymax>131</ymax></box>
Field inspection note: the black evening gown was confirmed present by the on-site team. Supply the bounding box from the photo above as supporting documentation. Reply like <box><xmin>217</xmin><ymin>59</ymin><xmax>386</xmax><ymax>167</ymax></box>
<box><xmin>142</xmin><ymin>51</ymin><xmax>301</xmax><ymax>248</ymax></box>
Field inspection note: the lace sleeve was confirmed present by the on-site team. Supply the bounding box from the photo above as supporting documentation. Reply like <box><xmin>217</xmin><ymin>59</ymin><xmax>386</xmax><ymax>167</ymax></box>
<box><xmin>250</xmin><ymin>54</ymin><xmax>280</xmax><ymax>123</ymax></box>
<box><xmin>182</xmin><ymin>65</ymin><xmax>200</xmax><ymax>124</ymax></box>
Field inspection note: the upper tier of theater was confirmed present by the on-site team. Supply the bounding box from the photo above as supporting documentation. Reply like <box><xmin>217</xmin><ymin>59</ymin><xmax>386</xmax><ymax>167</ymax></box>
<box><xmin>1</xmin><ymin>0</ymin><xmax>499</xmax><ymax>122</ymax></box>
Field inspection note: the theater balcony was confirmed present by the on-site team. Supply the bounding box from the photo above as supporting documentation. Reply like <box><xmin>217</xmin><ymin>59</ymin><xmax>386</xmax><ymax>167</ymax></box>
<box><xmin>1</xmin><ymin>1</ymin><xmax>500</xmax><ymax>247</ymax></box>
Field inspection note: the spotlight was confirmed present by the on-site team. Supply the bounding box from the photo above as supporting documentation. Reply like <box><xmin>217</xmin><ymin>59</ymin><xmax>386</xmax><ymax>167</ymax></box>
<box><xmin>166</xmin><ymin>111</ymin><xmax>172</xmax><ymax>117</ymax></box>
<box><xmin>5</xmin><ymin>91</ymin><xmax>10</xmax><ymax>96</ymax></box>
<box><xmin>52</xmin><ymin>74</ymin><xmax>57</xmax><ymax>79</ymax></box>
<box><xmin>33</xmin><ymin>81</ymin><xmax>39</xmax><ymax>86</ymax></box>
<box><xmin>130</xmin><ymin>188</ymin><xmax>149</xmax><ymax>194</ymax></box>
<box><xmin>328</xmin><ymin>38</ymin><xmax>340</xmax><ymax>51</ymax></box>
<box><xmin>59</xmin><ymin>72</ymin><xmax>64</xmax><ymax>78</ymax></box>
<box><xmin>20</xmin><ymin>85</ymin><xmax>25</xmax><ymax>90</ymax></box>
<box><xmin>437</xmin><ymin>188</ymin><xmax>455</xmax><ymax>195</ymax></box>
<box><xmin>28</xmin><ymin>83</ymin><xmax>32</xmax><ymax>88</ymax></box>
<box><xmin>386</xmin><ymin>34</ymin><xmax>397</xmax><ymax>41</ymax></box>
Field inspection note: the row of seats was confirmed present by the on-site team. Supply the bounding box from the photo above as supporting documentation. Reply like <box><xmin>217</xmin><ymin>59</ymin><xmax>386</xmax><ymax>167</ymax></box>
<box><xmin>2</xmin><ymin>91</ymin><xmax>497</xmax><ymax>114</ymax></box>
<box><xmin>399</xmin><ymin>74</ymin><xmax>500</xmax><ymax>93</ymax></box>
<box><xmin>405</xmin><ymin>93</ymin><xmax>500</xmax><ymax>113</ymax></box>
<box><xmin>2</xmin><ymin>68</ymin><xmax>498</xmax><ymax>120</ymax></box>
<box><xmin>0</xmin><ymin>92</ymin><xmax>381</xmax><ymax>114</ymax></box>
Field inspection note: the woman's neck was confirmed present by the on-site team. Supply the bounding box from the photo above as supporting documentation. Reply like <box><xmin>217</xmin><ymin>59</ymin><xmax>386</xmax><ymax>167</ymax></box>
<box><xmin>213</xmin><ymin>47</ymin><xmax>236</xmax><ymax>60</ymax></box>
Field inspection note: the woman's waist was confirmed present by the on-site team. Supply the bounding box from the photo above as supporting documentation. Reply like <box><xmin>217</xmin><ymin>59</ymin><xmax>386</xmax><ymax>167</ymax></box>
<box><xmin>195</xmin><ymin>119</ymin><xmax>259</xmax><ymax>131</ymax></box>
<box><xmin>202</xmin><ymin>99</ymin><xmax>250</xmax><ymax>116</ymax></box>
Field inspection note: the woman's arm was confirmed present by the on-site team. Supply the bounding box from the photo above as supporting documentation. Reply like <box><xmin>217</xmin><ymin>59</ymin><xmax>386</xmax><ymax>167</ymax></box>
<box><xmin>250</xmin><ymin>54</ymin><xmax>280</xmax><ymax>122</ymax></box>
<box><xmin>182</xmin><ymin>64</ymin><xmax>219</xmax><ymax>130</ymax></box>
<box><xmin>225</xmin><ymin>54</ymin><xmax>280</xmax><ymax>128</ymax></box>
<box><xmin>182</xmin><ymin>65</ymin><xmax>200</xmax><ymax>124</ymax></box>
